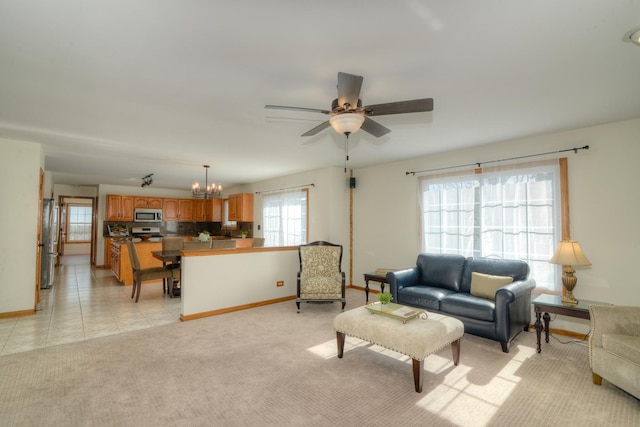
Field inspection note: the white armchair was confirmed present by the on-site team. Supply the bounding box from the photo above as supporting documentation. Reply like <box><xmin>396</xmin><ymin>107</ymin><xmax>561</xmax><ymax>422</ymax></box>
<box><xmin>589</xmin><ymin>305</ymin><xmax>640</xmax><ymax>399</ymax></box>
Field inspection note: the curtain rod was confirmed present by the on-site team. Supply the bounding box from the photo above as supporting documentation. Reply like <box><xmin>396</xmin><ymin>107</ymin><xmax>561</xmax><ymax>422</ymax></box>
<box><xmin>255</xmin><ymin>183</ymin><xmax>315</xmax><ymax>194</ymax></box>
<box><xmin>405</xmin><ymin>145</ymin><xmax>590</xmax><ymax>176</ymax></box>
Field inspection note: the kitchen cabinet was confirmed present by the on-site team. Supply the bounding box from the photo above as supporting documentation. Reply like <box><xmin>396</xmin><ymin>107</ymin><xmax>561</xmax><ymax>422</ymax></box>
<box><xmin>193</xmin><ymin>199</ymin><xmax>207</xmax><ymax>222</ymax></box>
<box><xmin>163</xmin><ymin>198</ymin><xmax>179</xmax><ymax>221</ymax></box>
<box><xmin>194</xmin><ymin>198</ymin><xmax>222</xmax><ymax>222</ymax></box>
<box><xmin>105</xmin><ymin>238</ymin><xmax>112</xmax><ymax>269</ymax></box>
<box><xmin>106</xmin><ymin>195</ymin><xmax>134</xmax><ymax>221</ymax></box>
<box><xmin>163</xmin><ymin>198</ymin><xmax>194</xmax><ymax>222</ymax></box>
<box><xmin>228</xmin><ymin>193</ymin><xmax>253</xmax><ymax>222</ymax></box>
<box><xmin>111</xmin><ymin>240</ymin><xmax>121</xmax><ymax>279</ymax></box>
<box><xmin>178</xmin><ymin>199</ymin><xmax>193</xmax><ymax>221</ymax></box>
<box><xmin>134</xmin><ymin>197</ymin><xmax>163</xmax><ymax>209</ymax></box>
<box><xmin>207</xmin><ymin>198</ymin><xmax>222</xmax><ymax>222</ymax></box>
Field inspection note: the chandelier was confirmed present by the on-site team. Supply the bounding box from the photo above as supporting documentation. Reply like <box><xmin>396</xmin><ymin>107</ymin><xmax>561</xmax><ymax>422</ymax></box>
<box><xmin>191</xmin><ymin>165</ymin><xmax>222</xmax><ymax>199</ymax></box>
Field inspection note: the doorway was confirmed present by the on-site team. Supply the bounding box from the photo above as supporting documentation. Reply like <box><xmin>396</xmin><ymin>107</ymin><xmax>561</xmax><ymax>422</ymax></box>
<box><xmin>57</xmin><ymin>195</ymin><xmax>97</xmax><ymax>266</ymax></box>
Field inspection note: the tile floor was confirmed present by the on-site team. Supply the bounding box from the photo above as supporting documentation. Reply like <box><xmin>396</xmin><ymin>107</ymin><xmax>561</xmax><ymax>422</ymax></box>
<box><xmin>0</xmin><ymin>255</ymin><xmax>181</xmax><ymax>356</ymax></box>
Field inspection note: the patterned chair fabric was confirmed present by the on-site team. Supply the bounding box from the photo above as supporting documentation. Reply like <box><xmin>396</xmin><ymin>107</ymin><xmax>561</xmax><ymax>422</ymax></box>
<box><xmin>297</xmin><ymin>241</ymin><xmax>346</xmax><ymax>312</ymax></box>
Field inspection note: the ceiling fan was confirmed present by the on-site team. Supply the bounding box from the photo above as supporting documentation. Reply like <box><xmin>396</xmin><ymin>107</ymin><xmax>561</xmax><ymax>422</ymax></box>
<box><xmin>265</xmin><ymin>72</ymin><xmax>434</xmax><ymax>137</ymax></box>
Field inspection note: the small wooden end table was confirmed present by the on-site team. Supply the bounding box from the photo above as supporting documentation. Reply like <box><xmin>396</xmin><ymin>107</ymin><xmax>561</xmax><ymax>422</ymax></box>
<box><xmin>532</xmin><ymin>294</ymin><xmax>607</xmax><ymax>353</ymax></box>
<box><xmin>363</xmin><ymin>272</ymin><xmax>389</xmax><ymax>303</ymax></box>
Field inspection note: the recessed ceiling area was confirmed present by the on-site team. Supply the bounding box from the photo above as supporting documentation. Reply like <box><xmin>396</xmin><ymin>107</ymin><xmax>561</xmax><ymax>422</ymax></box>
<box><xmin>1</xmin><ymin>1</ymin><xmax>639</xmax><ymax>190</ymax></box>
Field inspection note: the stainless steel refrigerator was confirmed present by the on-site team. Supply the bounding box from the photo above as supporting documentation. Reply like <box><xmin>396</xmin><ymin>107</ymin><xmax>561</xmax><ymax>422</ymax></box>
<box><xmin>40</xmin><ymin>198</ymin><xmax>57</xmax><ymax>289</ymax></box>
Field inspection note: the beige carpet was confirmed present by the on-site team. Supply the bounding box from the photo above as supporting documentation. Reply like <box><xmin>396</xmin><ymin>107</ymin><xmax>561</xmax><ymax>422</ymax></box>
<box><xmin>0</xmin><ymin>289</ymin><xmax>637</xmax><ymax>426</ymax></box>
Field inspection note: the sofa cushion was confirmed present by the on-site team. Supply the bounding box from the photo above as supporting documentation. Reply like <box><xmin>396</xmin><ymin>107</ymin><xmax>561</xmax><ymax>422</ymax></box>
<box><xmin>470</xmin><ymin>272</ymin><xmax>513</xmax><ymax>300</ymax></box>
<box><xmin>397</xmin><ymin>285</ymin><xmax>455</xmax><ymax>311</ymax></box>
<box><xmin>440</xmin><ymin>293</ymin><xmax>496</xmax><ymax>322</ymax></box>
<box><xmin>417</xmin><ymin>253</ymin><xmax>466</xmax><ymax>292</ymax></box>
<box><xmin>602</xmin><ymin>334</ymin><xmax>640</xmax><ymax>364</ymax></box>
<box><xmin>460</xmin><ymin>257</ymin><xmax>529</xmax><ymax>293</ymax></box>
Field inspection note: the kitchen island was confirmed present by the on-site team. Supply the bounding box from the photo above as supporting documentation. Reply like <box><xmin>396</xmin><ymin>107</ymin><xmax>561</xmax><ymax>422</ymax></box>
<box><xmin>111</xmin><ymin>240</ymin><xmax>163</xmax><ymax>286</ymax></box>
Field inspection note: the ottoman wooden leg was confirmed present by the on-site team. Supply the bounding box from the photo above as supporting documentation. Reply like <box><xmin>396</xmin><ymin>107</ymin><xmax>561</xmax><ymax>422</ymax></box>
<box><xmin>451</xmin><ymin>338</ymin><xmax>461</xmax><ymax>366</ymax></box>
<box><xmin>336</xmin><ymin>332</ymin><xmax>345</xmax><ymax>358</ymax></box>
<box><xmin>412</xmin><ymin>359</ymin><xmax>423</xmax><ymax>393</ymax></box>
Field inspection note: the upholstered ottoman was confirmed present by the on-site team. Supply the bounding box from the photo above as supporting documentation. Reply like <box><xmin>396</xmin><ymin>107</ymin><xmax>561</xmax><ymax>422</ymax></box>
<box><xmin>334</xmin><ymin>306</ymin><xmax>464</xmax><ymax>392</ymax></box>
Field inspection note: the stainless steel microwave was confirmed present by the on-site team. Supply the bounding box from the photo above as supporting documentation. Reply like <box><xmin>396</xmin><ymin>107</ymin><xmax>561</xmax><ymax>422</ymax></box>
<box><xmin>134</xmin><ymin>208</ymin><xmax>162</xmax><ymax>222</ymax></box>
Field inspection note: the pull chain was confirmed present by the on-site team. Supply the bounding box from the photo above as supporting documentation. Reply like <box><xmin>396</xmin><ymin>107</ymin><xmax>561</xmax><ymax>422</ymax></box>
<box><xmin>344</xmin><ymin>133</ymin><xmax>350</xmax><ymax>173</ymax></box>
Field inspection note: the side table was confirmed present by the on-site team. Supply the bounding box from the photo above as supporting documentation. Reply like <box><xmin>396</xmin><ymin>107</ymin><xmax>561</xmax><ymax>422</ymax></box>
<box><xmin>363</xmin><ymin>272</ymin><xmax>389</xmax><ymax>303</ymax></box>
<box><xmin>532</xmin><ymin>294</ymin><xmax>608</xmax><ymax>353</ymax></box>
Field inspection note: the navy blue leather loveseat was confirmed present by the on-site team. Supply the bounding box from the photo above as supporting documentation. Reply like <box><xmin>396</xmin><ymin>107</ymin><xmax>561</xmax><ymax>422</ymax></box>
<box><xmin>387</xmin><ymin>254</ymin><xmax>536</xmax><ymax>352</ymax></box>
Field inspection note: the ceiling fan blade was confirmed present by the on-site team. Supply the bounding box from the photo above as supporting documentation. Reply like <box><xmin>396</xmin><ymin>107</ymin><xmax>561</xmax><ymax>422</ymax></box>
<box><xmin>363</xmin><ymin>98</ymin><xmax>434</xmax><ymax>116</ymax></box>
<box><xmin>337</xmin><ymin>72</ymin><xmax>363</xmax><ymax>110</ymax></box>
<box><xmin>301</xmin><ymin>120</ymin><xmax>331</xmax><ymax>137</ymax></box>
<box><xmin>360</xmin><ymin>117</ymin><xmax>391</xmax><ymax>137</ymax></box>
<box><xmin>265</xmin><ymin>105</ymin><xmax>330</xmax><ymax>115</ymax></box>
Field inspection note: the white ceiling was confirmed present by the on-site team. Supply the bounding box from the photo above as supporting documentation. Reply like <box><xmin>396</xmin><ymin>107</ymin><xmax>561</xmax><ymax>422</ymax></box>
<box><xmin>1</xmin><ymin>1</ymin><xmax>639</xmax><ymax>191</ymax></box>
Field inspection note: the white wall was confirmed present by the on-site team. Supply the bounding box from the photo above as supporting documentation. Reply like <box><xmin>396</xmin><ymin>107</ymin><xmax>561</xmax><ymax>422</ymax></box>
<box><xmin>181</xmin><ymin>248</ymin><xmax>299</xmax><ymax>317</ymax></box>
<box><xmin>352</xmin><ymin>118</ymin><xmax>640</xmax><ymax>333</ymax></box>
<box><xmin>0</xmin><ymin>138</ymin><xmax>42</xmax><ymax>314</ymax></box>
<box><xmin>227</xmin><ymin>166</ymin><xmax>351</xmax><ymax>277</ymax></box>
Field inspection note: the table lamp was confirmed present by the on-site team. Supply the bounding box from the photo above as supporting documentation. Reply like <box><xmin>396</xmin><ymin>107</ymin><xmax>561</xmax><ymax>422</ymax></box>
<box><xmin>549</xmin><ymin>240</ymin><xmax>591</xmax><ymax>305</ymax></box>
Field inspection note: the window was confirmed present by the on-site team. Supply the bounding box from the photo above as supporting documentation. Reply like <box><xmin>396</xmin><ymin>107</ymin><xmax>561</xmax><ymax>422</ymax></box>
<box><xmin>262</xmin><ymin>189</ymin><xmax>308</xmax><ymax>246</ymax></box>
<box><xmin>419</xmin><ymin>159</ymin><xmax>564</xmax><ymax>291</ymax></box>
<box><xmin>223</xmin><ymin>199</ymin><xmax>237</xmax><ymax>229</ymax></box>
<box><xmin>66</xmin><ymin>204</ymin><xmax>92</xmax><ymax>242</ymax></box>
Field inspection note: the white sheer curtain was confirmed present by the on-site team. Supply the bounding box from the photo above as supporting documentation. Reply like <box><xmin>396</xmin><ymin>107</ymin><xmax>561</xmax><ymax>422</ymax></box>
<box><xmin>419</xmin><ymin>159</ymin><xmax>561</xmax><ymax>291</ymax></box>
<box><xmin>262</xmin><ymin>189</ymin><xmax>307</xmax><ymax>247</ymax></box>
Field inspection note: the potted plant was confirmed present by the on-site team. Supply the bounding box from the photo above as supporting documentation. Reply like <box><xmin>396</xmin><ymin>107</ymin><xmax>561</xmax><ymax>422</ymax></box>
<box><xmin>240</xmin><ymin>230</ymin><xmax>249</xmax><ymax>238</ymax></box>
<box><xmin>378</xmin><ymin>292</ymin><xmax>393</xmax><ymax>311</ymax></box>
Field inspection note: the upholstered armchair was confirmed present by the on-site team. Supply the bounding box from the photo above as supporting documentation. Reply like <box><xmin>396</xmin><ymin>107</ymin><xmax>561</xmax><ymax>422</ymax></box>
<box><xmin>589</xmin><ymin>305</ymin><xmax>640</xmax><ymax>399</ymax></box>
<box><xmin>297</xmin><ymin>241</ymin><xmax>346</xmax><ymax>313</ymax></box>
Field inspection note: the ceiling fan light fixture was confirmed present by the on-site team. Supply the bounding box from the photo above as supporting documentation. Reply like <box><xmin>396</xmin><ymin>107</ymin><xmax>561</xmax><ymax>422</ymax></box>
<box><xmin>329</xmin><ymin>113</ymin><xmax>365</xmax><ymax>135</ymax></box>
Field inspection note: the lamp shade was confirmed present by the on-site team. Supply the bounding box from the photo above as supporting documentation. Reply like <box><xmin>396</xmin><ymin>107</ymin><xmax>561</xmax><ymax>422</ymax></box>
<box><xmin>549</xmin><ymin>241</ymin><xmax>591</xmax><ymax>266</ymax></box>
<box><xmin>329</xmin><ymin>113</ymin><xmax>365</xmax><ymax>135</ymax></box>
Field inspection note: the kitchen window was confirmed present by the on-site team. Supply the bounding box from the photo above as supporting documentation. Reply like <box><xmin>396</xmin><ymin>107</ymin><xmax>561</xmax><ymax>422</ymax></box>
<box><xmin>66</xmin><ymin>204</ymin><xmax>92</xmax><ymax>242</ymax></box>
<box><xmin>262</xmin><ymin>188</ymin><xmax>308</xmax><ymax>246</ymax></box>
<box><xmin>419</xmin><ymin>159</ymin><xmax>566</xmax><ymax>292</ymax></box>
<box><xmin>223</xmin><ymin>199</ymin><xmax>237</xmax><ymax>229</ymax></box>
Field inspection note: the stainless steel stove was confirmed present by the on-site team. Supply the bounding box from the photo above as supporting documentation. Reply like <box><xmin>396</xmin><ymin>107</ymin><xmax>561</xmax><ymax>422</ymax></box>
<box><xmin>131</xmin><ymin>226</ymin><xmax>164</xmax><ymax>242</ymax></box>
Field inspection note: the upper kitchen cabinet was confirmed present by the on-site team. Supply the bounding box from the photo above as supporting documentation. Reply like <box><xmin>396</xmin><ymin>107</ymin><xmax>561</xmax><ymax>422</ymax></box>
<box><xmin>193</xmin><ymin>198</ymin><xmax>222</xmax><ymax>222</ymax></box>
<box><xmin>207</xmin><ymin>198</ymin><xmax>222</xmax><ymax>222</ymax></box>
<box><xmin>163</xmin><ymin>198</ymin><xmax>194</xmax><ymax>222</ymax></box>
<box><xmin>178</xmin><ymin>199</ymin><xmax>194</xmax><ymax>221</ymax></box>
<box><xmin>106</xmin><ymin>195</ymin><xmax>134</xmax><ymax>221</ymax></box>
<box><xmin>134</xmin><ymin>197</ymin><xmax>163</xmax><ymax>209</ymax></box>
<box><xmin>228</xmin><ymin>193</ymin><xmax>253</xmax><ymax>222</ymax></box>
<box><xmin>193</xmin><ymin>199</ymin><xmax>207</xmax><ymax>222</ymax></box>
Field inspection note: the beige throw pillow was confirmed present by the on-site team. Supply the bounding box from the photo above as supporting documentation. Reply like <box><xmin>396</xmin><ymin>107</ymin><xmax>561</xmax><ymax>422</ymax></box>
<box><xmin>470</xmin><ymin>272</ymin><xmax>513</xmax><ymax>300</ymax></box>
